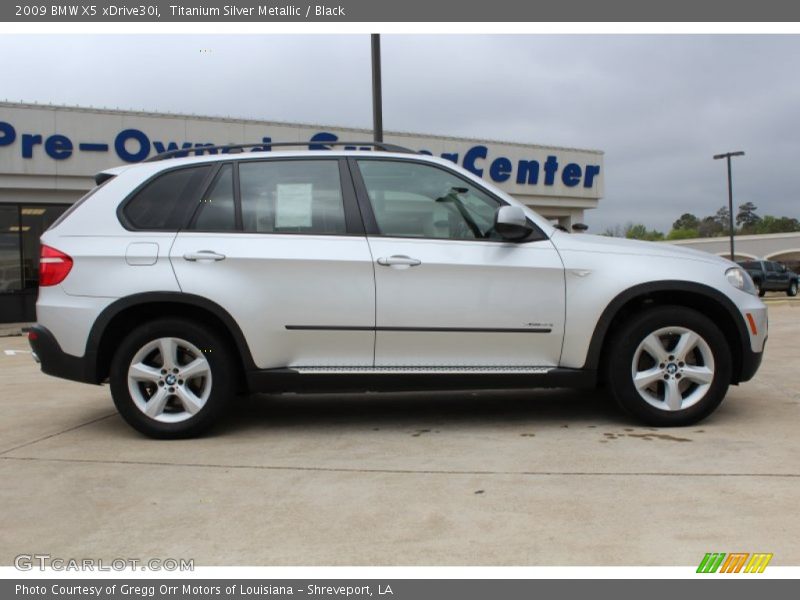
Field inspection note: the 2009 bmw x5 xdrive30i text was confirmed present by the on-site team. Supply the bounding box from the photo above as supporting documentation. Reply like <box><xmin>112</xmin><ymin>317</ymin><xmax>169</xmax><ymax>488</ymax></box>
<box><xmin>28</xmin><ymin>143</ymin><xmax>767</xmax><ymax>438</ymax></box>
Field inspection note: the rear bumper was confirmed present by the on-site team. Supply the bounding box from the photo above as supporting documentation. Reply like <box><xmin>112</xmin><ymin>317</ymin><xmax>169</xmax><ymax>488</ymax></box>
<box><xmin>27</xmin><ymin>324</ymin><xmax>98</xmax><ymax>384</ymax></box>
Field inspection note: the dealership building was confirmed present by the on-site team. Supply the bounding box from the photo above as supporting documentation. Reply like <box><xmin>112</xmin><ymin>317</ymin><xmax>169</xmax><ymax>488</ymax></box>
<box><xmin>0</xmin><ymin>101</ymin><xmax>604</xmax><ymax>322</ymax></box>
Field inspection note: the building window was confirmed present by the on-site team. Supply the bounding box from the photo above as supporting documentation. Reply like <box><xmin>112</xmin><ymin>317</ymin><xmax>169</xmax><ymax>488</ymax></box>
<box><xmin>20</xmin><ymin>205</ymin><xmax>69</xmax><ymax>288</ymax></box>
<box><xmin>0</xmin><ymin>205</ymin><xmax>22</xmax><ymax>292</ymax></box>
<box><xmin>0</xmin><ymin>204</ymin><xmax>69</xmax><ymax>323</ymax></box>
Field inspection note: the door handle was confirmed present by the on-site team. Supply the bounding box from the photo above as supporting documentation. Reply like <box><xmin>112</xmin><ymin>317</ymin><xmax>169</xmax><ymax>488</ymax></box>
<box><xmin>183</xmin><ymin>250</ymin><xmax>226</xmax><ymax>262</ymax></box>
<box><xmin>377</xmin><ymin>255</ymin><xmax>422</xmax><ymax>268</ymax></box>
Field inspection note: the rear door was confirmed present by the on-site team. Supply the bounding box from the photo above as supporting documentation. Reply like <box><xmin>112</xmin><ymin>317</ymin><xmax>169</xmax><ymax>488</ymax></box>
<box><xmin>351</xmin><ymin>158</ymin><xmax>565</xmax><ymax>367</ymax></box>
<box><xmin>773</xmin><ymin>262</ymin><xmax>791</xmax><ymax>289</ymax></box>
<box><xmin>169</xmin><ymin>158</ymin><xmax>375</xmax><ymax>369</ymax></box>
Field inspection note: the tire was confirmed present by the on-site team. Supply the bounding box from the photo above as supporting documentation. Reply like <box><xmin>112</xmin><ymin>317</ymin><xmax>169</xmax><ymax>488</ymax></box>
<box><xmin>109</xmin><ymin>318</ymin><xmax>236</xmax><ymax>438</ymax></box>
<box><xmin>756</xmin><ymin>281</ymin><xmax>765</xmax><ymax>297</ymax></box>
<box><xmin>788</xmin><ymin>281</ymin><xmax>798</xmax><ymax>297</ymax></box>
<box><xmin>605</xmin><ymin>306</ymin><xmax>732</xmax><ymax>427</ymax></box>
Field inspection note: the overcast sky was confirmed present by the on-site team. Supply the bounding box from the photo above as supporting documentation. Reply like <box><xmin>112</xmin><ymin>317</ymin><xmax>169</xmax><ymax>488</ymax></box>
<box><xmin>2</xmin><ymin>34</ymin><xmax>798</xmax><ymax>232</ymax></box>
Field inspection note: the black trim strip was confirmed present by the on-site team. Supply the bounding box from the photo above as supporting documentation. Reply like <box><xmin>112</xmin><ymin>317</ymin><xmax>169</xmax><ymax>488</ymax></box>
<box><xmin>338</xmin><ymin>158</ymin><xmax>366</xmax><ymax>235</ymax></box>
<box><xmin>285</xmin><ymin>325</ymin><xmax>552</xmax><ymax>333</ymax></box>
<box><xmin>233</xmin><ymin>160</ymin><xmax>243</xmax><ymax>230</ymax></box>
<box><xmin>246</xmin><ymin>367</ymin><xmax>596</xmax><ymax>393</ymax></box>
<box><xmin>346</xmin><ymin>156</ymin><xmax>380</xmax><ymax>234</ymax></box>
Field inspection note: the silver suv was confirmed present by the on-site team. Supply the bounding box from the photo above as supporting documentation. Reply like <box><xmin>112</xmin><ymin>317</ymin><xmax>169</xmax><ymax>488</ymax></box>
<box><xmin>28</xmin><ymin>142</ymin><xmax>767</xmax><ymax>438</ymax></box>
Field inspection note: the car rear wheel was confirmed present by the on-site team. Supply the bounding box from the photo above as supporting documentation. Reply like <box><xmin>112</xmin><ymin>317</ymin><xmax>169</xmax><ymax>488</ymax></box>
<box><xmin>110</xmin><ymin>318</ymin><xmax>235</xmax><ymax>438</ymax></box>
<box><xmin>788</xmin><ymin>281</ymin><xmax>798</xmax><ymax>297</ymax></box>
<box><xmin>606</xmin><ymin>306</ymin><xmax>732</xmax><ymax>426</ymax></box>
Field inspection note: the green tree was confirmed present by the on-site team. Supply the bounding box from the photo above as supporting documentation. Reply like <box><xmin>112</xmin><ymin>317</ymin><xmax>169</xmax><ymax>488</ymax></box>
<box><xmin>667</xmin><ymin>228</ymin><xmax>700</xmax><ymax>240</ymax></box>
<box><xmin>698</xmin><ymin>216</ymin><xmax>724</xmax><ymax>238</ymax></box>
<box><xmin>625</xmin><ymin>223</ymin><xmax>665</xmax><ymax>241</ymax></box>
<box><xmin>714</xmin><ymin>205</ymin><xmax>731</xmax><ymax>230</ymax></box>
<box><xmin>672</xmin><ymin>213</ymin><xmax>700</xmax><ymax>231</ymax></box>
<box><xmin>736</xmin><ymin>202</ymin><xmax>761</xmax><ymax>232</ymax></box>
<box><xmin>755</xmin><ymin>215</ymin><xmax>800</xmax><ymax>234</ymax></box>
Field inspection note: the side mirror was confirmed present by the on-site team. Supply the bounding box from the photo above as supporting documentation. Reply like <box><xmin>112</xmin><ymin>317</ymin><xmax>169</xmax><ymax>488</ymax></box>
<box><xmin>494</xmin><ymin>206</ymin><xmax>534</xmax><ymax>241</ymax></box>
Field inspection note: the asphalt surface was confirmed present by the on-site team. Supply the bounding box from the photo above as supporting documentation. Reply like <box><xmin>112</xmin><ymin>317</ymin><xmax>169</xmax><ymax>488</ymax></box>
<box><xmin>1</xmin><ymin>305</ymin><xmax>798</xmax><ymax>566</ymax></box>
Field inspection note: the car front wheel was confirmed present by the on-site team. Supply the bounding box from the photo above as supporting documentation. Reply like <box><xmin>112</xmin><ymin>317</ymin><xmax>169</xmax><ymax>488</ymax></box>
<box><xmin>788</xmin><ymin>281</ymin><xmax>798</xmax><ymax>297</ymax></box>
<box><xmin>606</xmin><ymin>306</ymin><xmax>732</xmax><ymax>426</ymax></box>
<box><xmin>110</xmin><ymin>319</ymin><xmax>235</xmax><ymax>438</ymax></box>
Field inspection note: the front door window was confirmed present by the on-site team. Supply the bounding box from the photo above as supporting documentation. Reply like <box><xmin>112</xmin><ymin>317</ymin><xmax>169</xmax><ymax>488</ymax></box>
<box><xmin>356</xmin><ymin>159</ymin><xmax>504</xmax><ymax>240</ymax></box>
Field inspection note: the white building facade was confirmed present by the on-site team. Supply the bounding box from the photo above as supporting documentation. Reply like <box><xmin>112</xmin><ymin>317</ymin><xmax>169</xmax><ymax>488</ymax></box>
<box><xmin>0</xmin><ymin>102</ymin><xmax>604</xmax><ymax>321</ymax></box>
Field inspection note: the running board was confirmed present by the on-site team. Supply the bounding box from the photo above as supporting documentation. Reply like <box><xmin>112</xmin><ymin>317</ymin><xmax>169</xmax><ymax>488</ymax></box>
<box><xmin>292</xmin><ymin>366</ymin><xmax>553</xmax><ymax>375</ymax></box>
<box><xmin>245</xmin><ymin>366</ymin><xmax>596</xmax><ymax>393</ymax></box>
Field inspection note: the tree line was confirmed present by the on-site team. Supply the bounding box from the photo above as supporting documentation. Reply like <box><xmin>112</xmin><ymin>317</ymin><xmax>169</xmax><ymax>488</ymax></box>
<box><xmin>603</xmin><ymin>203</ymin><xmax>800</xmax><ymax>241</ymax></box>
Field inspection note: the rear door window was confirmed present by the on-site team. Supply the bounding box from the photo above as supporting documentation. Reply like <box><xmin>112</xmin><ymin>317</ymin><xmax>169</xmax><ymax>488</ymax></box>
<box><xmin>238</xmin><ymin>160</ymin><xmax>347</xmax><ymax>235</ymax></box>
<box><xmin>190</xmin><ymin>164</ymin><xmax>236</xmax><ymax>231</ymax></box>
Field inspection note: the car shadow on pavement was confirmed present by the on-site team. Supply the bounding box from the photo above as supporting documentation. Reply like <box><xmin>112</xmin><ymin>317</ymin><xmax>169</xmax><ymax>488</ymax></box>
<box><xmin>215</xmin><ymin>387</ymin><xmax>623</xmax><ymax>434</ymax></box>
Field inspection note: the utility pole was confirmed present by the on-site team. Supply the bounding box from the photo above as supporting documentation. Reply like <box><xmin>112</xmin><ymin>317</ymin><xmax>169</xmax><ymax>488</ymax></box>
<box><xmin>713</xmin><ymin>151</ymin><xmax>745</xmax><ymax>260</ymax></box>
<box><xmin>371</xmin><ymin>34</ymin><xmax>383</xmax><ymax>143</ymax></box>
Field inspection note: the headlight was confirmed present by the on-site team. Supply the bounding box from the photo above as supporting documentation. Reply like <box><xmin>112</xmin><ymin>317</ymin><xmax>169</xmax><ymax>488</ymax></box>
<box><xmin>726</xmin><ymin>267</ymin><xmax>757</xmax><ymax>295</ymax></box>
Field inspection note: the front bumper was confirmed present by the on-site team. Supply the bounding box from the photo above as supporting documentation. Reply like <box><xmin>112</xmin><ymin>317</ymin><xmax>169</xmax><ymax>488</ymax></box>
<box><xmin>738</xmin><ymin>342</ymin><xmax>765</xmax><ymax>384</ymax></box>
<box><xmin>27</xmin><ymin>324</ymin><xmax>98</xmax><ymax>384</ymax></box>
<box><xmin>733</xmin><ymin>301</ymin><xmax>766</xmax><ymax>383</ymax></box>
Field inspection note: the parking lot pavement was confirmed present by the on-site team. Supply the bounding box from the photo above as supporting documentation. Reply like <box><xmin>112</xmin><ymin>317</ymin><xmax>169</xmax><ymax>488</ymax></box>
<box><xmin>1</xmin><ymin>306</ymin><xmax>798</xmax><ymax>567</ymax></box>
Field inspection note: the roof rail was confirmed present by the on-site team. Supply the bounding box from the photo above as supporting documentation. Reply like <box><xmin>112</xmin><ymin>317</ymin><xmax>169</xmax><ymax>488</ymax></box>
<box><xmin>144</xmin><ymin>140</ymin><xmax>418</xmax><ymax>162</ymax></box>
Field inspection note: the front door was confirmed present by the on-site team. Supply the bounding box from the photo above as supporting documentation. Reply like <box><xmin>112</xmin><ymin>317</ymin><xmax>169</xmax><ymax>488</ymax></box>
<box><xmin>352</xmin><ymin>158</ymin><xmax>565</xmax><ymax>367</ymax></box>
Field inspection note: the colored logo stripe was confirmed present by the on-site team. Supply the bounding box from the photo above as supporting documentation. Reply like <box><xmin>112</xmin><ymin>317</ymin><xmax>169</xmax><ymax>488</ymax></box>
<box><xmin>720</xmin><ymin>553</ymin><xmax>749</xmax><ymax>573</ymax></box>
<box><xmin>697</xmin><ymin>553</ymin><xmax>726</xmax><ymax>573</ymax></box>
<box><xmin>744</xmin><ymin>553</ymin><xmax>773</xmax><ymax>573</ymax></box>
<box><xmin>697</xmin><ymin>552</ymin><xmax>773</xmax><ymax>573</ymax></box>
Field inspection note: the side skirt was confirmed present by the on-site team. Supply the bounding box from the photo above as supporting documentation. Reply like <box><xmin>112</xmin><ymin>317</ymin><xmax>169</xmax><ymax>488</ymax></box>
<box><xmin>245</xmin><ymin>367</ymin><xmax>597</xmax><ymax>394</ymax></box>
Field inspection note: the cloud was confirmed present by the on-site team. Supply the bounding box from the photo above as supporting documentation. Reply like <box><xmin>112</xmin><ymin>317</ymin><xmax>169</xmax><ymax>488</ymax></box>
<box><xmin>2</xmin><ymin>34</ymin><xmax>798</xmax><ymax>232</ymax></box>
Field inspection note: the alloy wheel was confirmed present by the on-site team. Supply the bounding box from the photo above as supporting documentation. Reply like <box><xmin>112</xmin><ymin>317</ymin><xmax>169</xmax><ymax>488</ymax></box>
<box><xmin>127</xmin><ymin>337</ymin><xmax>212</xmax><ymax>423</ymax></box>
<box><xmin>630</xmin><ymin>326</ymin><xmax>715</xmax><ymax>412</ymax></box>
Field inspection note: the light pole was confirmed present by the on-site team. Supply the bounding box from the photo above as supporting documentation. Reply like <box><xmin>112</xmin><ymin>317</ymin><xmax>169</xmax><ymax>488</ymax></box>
<box><xmin>371</xmin><ymin>34</ymin><xmax>383</xmax><ymax>143</ymax></box>
<box><xmin>713</xmin><ymin>150</ymin><xmax>745</xmax><ymax>260</ymax></box>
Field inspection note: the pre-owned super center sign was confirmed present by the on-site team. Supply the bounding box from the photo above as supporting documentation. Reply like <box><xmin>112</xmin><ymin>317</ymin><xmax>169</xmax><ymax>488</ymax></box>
<box><xmin>0</xmin><ymin>102</ymin><xmax>603</xmax><ymax>200</ymax></box>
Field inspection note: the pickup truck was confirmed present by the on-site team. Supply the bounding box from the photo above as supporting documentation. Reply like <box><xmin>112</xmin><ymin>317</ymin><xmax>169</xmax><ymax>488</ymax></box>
<box><xmin>738</xmin><ymin>260</ymin><xmax>799</xmax><ymax>297</ymax></box>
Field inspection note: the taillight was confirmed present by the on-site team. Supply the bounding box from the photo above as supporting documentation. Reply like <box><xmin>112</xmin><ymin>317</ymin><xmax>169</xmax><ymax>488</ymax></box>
<box><xmin>39</xmin><ymin>245</ymin><xmax>73</xmax><ymax>286</ymax></box>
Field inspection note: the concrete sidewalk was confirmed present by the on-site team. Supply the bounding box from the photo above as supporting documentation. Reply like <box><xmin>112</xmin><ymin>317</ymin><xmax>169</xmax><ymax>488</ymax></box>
<box><xmin>0</xmin><ymin>322</ymin><xmax>31</xmax><ymax>338</ymax></box>
<box><xmin>0</xmin><ymin>307</ymin><xmax>797</xmax><ymax>566</ymax></box>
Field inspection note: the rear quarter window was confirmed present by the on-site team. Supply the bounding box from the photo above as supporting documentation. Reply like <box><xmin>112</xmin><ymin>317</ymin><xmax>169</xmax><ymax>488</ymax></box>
<box><xmin>122</xmin><ymin>165</ymin><xmax>212</xmax><ymax>230</ymax></box>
